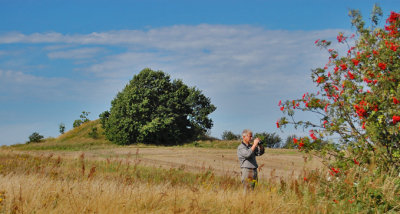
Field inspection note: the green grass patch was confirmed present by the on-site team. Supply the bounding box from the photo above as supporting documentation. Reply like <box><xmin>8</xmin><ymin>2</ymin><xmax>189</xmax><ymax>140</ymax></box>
<box><xmin>266</xmin><ymin>149</ymin><xmax>300</xmax><ymax>155</ymax></box>
<box><xmin>11</xmin><ymin>141</ymin><xmax>116</xmax><ymax>151</ymax></box>
<box><xmin>183</xmin><ymin>140</ymin><xmax>241</xmax><ymax>149</ymax></box>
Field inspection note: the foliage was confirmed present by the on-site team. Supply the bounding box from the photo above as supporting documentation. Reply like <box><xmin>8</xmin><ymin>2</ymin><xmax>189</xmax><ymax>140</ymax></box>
<box><xmin>73</xmin><ymin>120</ymin><xmax>82</xmax><ymax>128</ymax></box>
<box><xmin>88</xmin><ymin>127</ymin><xmax>98</xmax><ymax>139</ymax></box>
<box><xmin>101</xmin><ymin>68</ymin><xmax>216</xmax><ymax>145</ymax></box>
<box><xmin>311</xmin><ymin>164</ymin><xmax>400</xmax><ymax>212</ymax></box>
<box><xmin>278</xmin><ymin>6</ymin><xmax>400</xmax><ymax>171</ymax></box>
<box><xmin>28</xmin><ymin>132</ymin><xmax>44</xmax><ymax>143</ymax></box>
<box><xmin>254</xmin><ymin>132</ymin><xmax>282</xmax><ymax>148</ymax></box>
<box><xmin>59</xmin><ymin>123</ymin><xmax>65</xmax><ymax>134</ymax></box>
<box><xmin>99</xmin><ymin>111</ymin><xmax>110</xmax><ymax>129</ymax></box>
<box><xmin>277</xmin><ymin>6</ymin><xmax>400</xmax><ymax>210</ymax></box>
<box><xmin>73</xmin><ymin>111</ymin><xmax>91</xmax><ymax>128</ymax></box>
<box><xmin>282</xmin><ymin>135</ymin><xmax>298</xmax><ymax>149</ymax></box>
<box><xmin>221</xmin><ymin>130</ymin><xmax>240</xmax><ymax>140</ymax></box>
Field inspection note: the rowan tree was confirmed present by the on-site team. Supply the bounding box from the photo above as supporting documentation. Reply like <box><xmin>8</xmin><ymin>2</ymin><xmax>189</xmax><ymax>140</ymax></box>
<box><xmin>278</xmin><ymin>6</ymin><xmax>400</xmax><ymax>172</ymax></box>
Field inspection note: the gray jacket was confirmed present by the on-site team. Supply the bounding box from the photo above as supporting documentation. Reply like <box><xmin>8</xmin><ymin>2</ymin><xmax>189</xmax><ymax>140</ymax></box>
<box><xmin>237</xmin><ymin>142</ymin><xmax>258</xmax><ymax>169</ymax></box>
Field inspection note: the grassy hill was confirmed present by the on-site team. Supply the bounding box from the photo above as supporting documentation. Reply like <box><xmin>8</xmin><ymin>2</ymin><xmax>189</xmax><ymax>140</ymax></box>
<box><xmin>10</xmin><ymin>120</ymin><xmax>117</xmax><ymax>151</ymax></box>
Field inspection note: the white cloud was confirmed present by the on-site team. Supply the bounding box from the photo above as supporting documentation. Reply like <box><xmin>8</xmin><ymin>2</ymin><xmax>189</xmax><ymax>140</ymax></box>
<box><xmin>0</xmin><ymin>69</ymin><xmax>65</xmax><ymax>100</ymax></box>
<box><xmin>0</xmin><ymin>26</ymin><xmax>350</xmax><ymax>101</ymax></box>
<box><xmin>43</xmin><ymin>44</ymin><xmax>77</xmax><ymax>51</ymax></box>
<box><xmin>77</xmin><ymin>26</ymin><xmax>344</xmax><ymax>96</ymax></box>
<box><xmin>47</xmin><ymin>47</ymin><xmax>104</xmax><ymax>59</ymax></box>
<box><xmin>0</xmin><ymin>69</ymin><xmax>117</xmax><ymax>102</ymax></box>
<box><xmin>0</xmin><ymin>32</ymin><xmax>64</xmax><ymax>44</ymax></box>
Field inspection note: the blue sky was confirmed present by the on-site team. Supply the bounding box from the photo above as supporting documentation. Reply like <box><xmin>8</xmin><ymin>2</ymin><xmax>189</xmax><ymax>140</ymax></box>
<box><xmin>0</xmin><ymin>0</ymin><xmax>399</xmax><ymax>145</ymax></box>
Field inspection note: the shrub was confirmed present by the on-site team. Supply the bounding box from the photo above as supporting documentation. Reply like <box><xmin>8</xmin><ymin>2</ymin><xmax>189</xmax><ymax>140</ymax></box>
<box><xmin>28</xmin><ymin>132</ymin><xmax>44</xmax><ymax>143</ymax></box>
<box><xmin>221</xmin><ymin>130</ymin><xmax>240</xmax><ymax>140</ymax></box>
<box><xmin>59</xmin><ymin>123</ymin><xmax>65</xmax><ymax>134</ymax></box>
<box><xmin>73</xmin><ymin>111</ymin><xmax>90</xmax><ymax>128</ymax></box>
<box><xmin>88</xmin><ymin>127</ymin><xmax>98</xmax><ymax>139</ymax></box>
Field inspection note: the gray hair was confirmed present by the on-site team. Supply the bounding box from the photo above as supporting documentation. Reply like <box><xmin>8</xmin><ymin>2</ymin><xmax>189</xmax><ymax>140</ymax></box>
<box><xmin>242</xmin><ymin>129</ymin><xmax>252</xmax><ymax>137</ymax></box>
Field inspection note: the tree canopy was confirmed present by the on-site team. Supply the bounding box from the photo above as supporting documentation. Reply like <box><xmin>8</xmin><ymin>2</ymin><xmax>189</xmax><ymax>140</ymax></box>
<box><xmin>100</xmin><ymin>68</ymin><xmax>216</xmax><ymax>145</ymax></box>
<box><xmin>28</xmin><ymin>132</ymin><xmax>44</xmax><ymax>143</ymax></box>
<box><xmin>221</xmin><ymin>130</ymin><xmax>240</xmax><ymax>140</ymax></box>
<box><xmin>254</xmin><ymin>132</ymin><xmax>282</xmax><ymax>148</ymax></box>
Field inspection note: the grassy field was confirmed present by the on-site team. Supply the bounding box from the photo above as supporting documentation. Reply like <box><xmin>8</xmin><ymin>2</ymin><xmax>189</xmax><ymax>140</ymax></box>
<box><xmin>0</xmin><ymin>121</ymin><xmax>398</xmax><ymax>213</ymax></box>
<box><xmin>0</xmin><ymin>148</ymin><xmax>329</xmax><ymax>213</ymax></box>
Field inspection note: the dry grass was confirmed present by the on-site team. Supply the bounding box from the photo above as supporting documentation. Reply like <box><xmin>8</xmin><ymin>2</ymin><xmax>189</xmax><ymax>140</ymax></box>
<box><xmin>2</xmin><ymin>147</ymin><xmax>398</xmax><ymax>213</ymax></box>
<box><xmin>2</xmin><ymin>120</ymin><xmax>399</xmax><ymax>213</ymax></box>
<box><xmin>0</xmin><ymin>173</ymin><xmax>318</xmax><ymax>214</ymax></box>
<box><xmin>0</xmin><ymin>148</ymin><xmax>330</xmax><ymax>213</ymax></box>
<box><xmin>0</xmin><ymin>158</ymin><xmax>328</xmax><ymax>213</ymax></box>
<box><xmin>0</xmin><ymin>172</ymin><xmax>305</xmax><ymax>213</ymax></box>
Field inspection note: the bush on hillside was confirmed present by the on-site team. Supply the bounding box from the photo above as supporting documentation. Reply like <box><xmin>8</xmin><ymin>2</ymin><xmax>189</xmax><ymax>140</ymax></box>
<box><xmin>73</xmin><ymin>111</ymin><xmax>90</xmax><ymax>128</ymax></box>
<box><xmin>88</xmin><ymin>127</ymin><xmax>98</xmax><ymax>139</ymax></box>
<box><xmin>59</xmin><ymin>123</ymin><xmax>65</xmax><ymax>134</ymax></box>
<box><xmin>28</xmin><ymin>132</ymin><xmax>44</xmax><ymax>143</ymax></box>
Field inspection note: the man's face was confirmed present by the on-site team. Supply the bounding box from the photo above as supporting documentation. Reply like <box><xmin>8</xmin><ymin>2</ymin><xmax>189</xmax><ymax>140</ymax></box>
<box><xmin>243</xmin><ymin>133</ymin><xmax>252</xmax><ymax>144</ymax></box>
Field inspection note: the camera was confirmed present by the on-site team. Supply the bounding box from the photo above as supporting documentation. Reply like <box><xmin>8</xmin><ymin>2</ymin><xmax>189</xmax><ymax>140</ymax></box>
<box><xmin>255</xmin><ymin>141</ymin><xmax>265</xmax><ymax>156</ymax></box>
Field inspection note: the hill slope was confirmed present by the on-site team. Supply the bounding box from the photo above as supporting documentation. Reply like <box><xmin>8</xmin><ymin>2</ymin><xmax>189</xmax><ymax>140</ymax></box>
<box><xmin>11</xmin><ymin>120</ymin><xmax>116</xmax><ymax>151</ymax></box>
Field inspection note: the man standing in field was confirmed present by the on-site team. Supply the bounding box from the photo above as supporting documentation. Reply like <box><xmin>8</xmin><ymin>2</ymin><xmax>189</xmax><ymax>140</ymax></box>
<box><xmin>237</xmin><ymin>129</ymin><xmax>260</xmax><ymax>190</ymax></box>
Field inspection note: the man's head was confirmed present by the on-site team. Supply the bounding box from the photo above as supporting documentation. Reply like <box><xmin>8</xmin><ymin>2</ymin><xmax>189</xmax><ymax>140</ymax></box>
<box><xmin>242</xmin><ymin>129</ymin><xmax>253</xmax><ymax>144</ymax></box>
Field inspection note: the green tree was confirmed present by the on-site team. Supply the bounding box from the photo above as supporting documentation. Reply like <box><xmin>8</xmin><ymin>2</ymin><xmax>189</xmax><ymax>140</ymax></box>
<box><xmin>28</xmin><ymin>132</ymin><xmax>44</xmax><ymax>143</ymax></box>
<box><xmin>101</xmin><ymin>68</ymin><xmax>216</xmax><ymax>145</ymax></box>
<box><xmin>221</xmin><ymin>130</ymin><xmax>240</xmax><ymax>140</ymax></box>
<box><xmin>278</xmin><ymin>7</ymin><xmax>400</xmax><ymax>171</ymax></box>
<box><xmin>59</xmin><ymin>123</ymin><xmax>65</xmax><ymax>134</ymax></box>
<box><xmin>73</xmin><ymin>111</ymin><xmax>90</xmax><ymax>128</ymax></box>
<box><xmin>99</xmin><ymin>111</ymin><xmax>110</xmax><ymax>128</ymax></box>
<box><xmin>254</xmin><ymin>132</ymin><xmax>281</xmax><ymax>148</ymax></box>
<box><xmin>282</xmin><ymin>135</ymin><xmax>298</xmax><ymax>149</ymax></box>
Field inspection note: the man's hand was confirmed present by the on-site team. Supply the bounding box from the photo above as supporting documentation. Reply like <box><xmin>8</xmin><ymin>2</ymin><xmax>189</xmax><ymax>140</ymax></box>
<box><xmin>251</xmin><ymin>137</ymin><xmax>260</xmax><ymax>151</ymax></box>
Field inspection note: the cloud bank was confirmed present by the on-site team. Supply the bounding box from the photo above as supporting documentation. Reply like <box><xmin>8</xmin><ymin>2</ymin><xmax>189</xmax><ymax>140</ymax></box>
<box><xmin>0</xmin><ymin>24</ymin><xmax>347</xmax><ymax>145</ymax></box>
